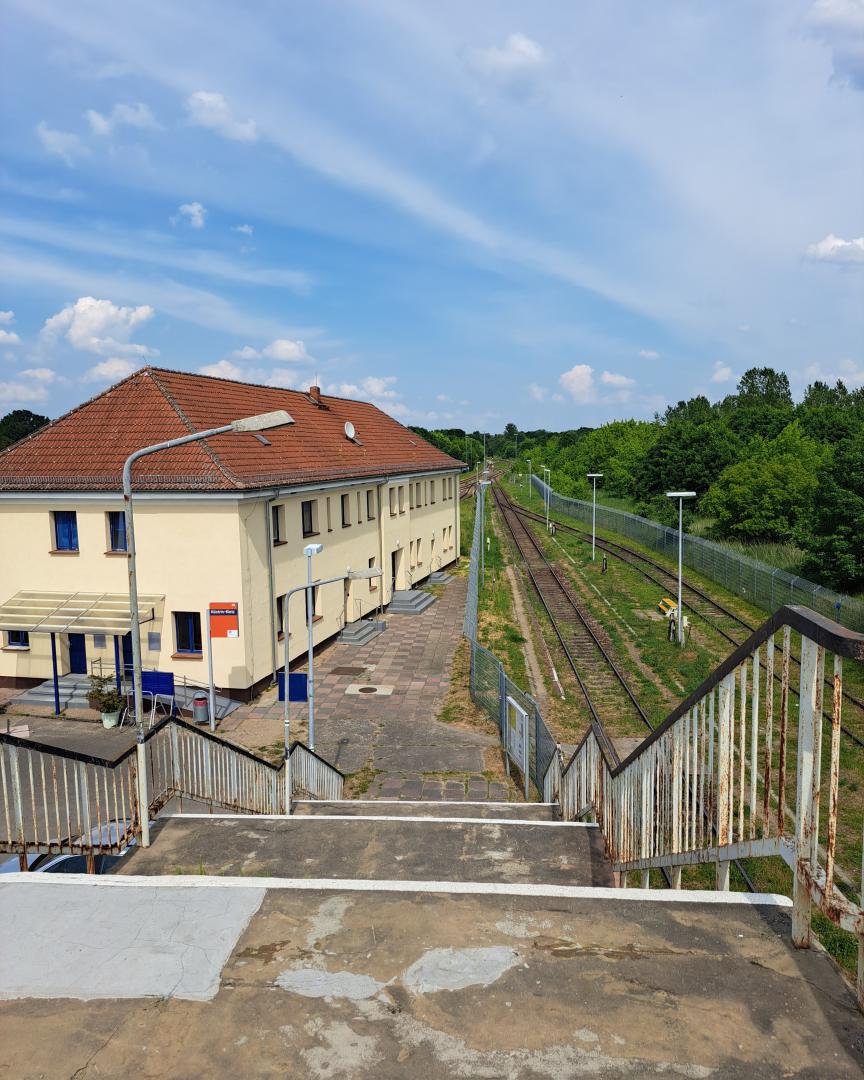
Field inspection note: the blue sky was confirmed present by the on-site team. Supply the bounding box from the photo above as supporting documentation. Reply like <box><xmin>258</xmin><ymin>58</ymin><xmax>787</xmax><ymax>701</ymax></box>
<box><xmin>1</xmin><ymin>0</ymin><xmax>862</xmax><ymax>430</ymax></box>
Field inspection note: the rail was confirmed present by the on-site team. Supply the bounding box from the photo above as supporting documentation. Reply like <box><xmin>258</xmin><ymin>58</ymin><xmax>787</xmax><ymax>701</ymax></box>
<box><xmin>543</xmin><ymin>603</ymin><xmax>864</xmax><ymax>1007</ymax></box>
<box><xmin>0</xmin><ymin>719</ymin><xmax>344</xmax><ymax>861</ymax></box>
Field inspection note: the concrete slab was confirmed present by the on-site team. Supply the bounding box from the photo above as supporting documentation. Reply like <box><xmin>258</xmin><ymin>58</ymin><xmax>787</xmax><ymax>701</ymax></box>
<box><xmin>0</xmin><ymin>880</ymin><xmax>861</xmax><ymax>1078</ymax></box>
<box><xmin>116</xmin><ymin>814</ymin><xmax>614</xmax><ymax>887</ymax></box>
<box><xmin>292</xmin><ymin>801</ymin><xmax>559</xmax><ymax>820</ymax></box>
<box><xmin>0</xmin><ymin>880</ymin><xmax>264</xmax><ymax>1001</ymax></box>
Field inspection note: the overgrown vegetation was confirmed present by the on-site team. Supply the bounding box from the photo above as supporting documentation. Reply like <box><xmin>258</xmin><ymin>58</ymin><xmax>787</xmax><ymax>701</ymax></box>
<box><xmin>0</xmin><ymin>409</ymin><xmax>49</xmax><ymax>451</ymax></box>
<box><xmin>415</xmin><ymin>369</ymin><xmax>864</xmax><ymax>594</ymax></box>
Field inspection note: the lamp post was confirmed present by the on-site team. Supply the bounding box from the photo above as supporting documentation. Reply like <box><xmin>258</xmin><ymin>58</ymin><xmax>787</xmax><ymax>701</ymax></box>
<box><xmin>587</xmin><ymin>473</ymin><xmax>603</xmax><ymax>561</ymax></box>
<box><xmin>542</xmin><ymin>467</ymin><xmax>551</xmax><ymax>530</ymax></box>
<box><xmin>123</xmin><ymin>409</ymin><xmax>293</xmax><ymax>846</ymax></box>
<box><xmin>527</xmin><ymin>458</ymin><xmax>531</xmax><ymax>500</ymax></box>
<box><xmin>665</xmin><ymin>491</ymin><xmax>696</xmax><ymax>646</ymax></box>
<box><xmin>281</xmin><ymin>560</ymin><xmax>381</xmax><ymax>810</ymax></box>
<box><xmin>479</xmin><ymin>480</ymin><xmax>490</xmax><ymax>586</ymax></box>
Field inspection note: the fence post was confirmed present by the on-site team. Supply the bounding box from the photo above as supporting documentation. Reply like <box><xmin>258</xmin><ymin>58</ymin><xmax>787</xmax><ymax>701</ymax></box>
<box><xmin>715</xmin><ymin>672</ymin><xmax>733</xmax><ymax>890</ymax></box>
<box><xmin>793</xmin><ymin>637</ymin><xmax>820</xmax><ymax>948</ymax></box>
<box><xmin>498</xmin><ymin>663</ymin><xmax>507</xmax><ymax>741</ymax></box>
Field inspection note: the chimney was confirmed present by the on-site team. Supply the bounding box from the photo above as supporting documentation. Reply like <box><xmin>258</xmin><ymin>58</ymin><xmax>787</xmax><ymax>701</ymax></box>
<box><xmin>309</xmin><ymin>385</ymin><xmax>321</xmax><ymax>404</ymax></box>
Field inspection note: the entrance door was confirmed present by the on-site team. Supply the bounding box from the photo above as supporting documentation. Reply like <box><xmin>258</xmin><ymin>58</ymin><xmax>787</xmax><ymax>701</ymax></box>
<box><xmin>68</xmin><ymin>633</ymin><xmax>87</xmax><ymax>675</ymax></box>
<box><xmin>390</xmin><ymin>548</ymin><xmax>403</xmax><ymax>594</ymax></box>
<box><xmin>122</xmin><ymin>633</ymin><xmax>134</xmax><ymax>678</ymax></box>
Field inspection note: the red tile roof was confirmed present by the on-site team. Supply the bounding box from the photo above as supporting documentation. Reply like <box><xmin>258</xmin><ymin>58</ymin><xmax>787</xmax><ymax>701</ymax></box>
<box><xmin>0</xmin><ymin>367</ymin><xmax>463</xmax><ymax>492</ymax></box>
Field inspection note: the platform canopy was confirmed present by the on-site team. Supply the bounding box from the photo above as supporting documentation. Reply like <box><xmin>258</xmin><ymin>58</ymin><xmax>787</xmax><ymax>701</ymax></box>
<box><xmin>0</xmin><ymin>590</ymin><xmax>163</xmax><ymax>635</ymax></box>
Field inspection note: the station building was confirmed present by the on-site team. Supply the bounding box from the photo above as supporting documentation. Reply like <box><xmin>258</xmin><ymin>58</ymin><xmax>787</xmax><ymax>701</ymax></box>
<box><xmin>0</xmin><ymin>367</ymin><xmax>463</xmax><ymax>699</ymax></box>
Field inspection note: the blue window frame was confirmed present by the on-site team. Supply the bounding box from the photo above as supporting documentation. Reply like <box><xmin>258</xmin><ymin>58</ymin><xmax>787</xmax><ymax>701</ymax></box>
<box><xmin>174</xmin><ymin>611</ymin><xmax>202</xmax><ymax>654</ymax></box>
<box><xmin>107</xmin><ymin>511</ymin><xmax>127</xmax><ymax>552</ymax></box>
<box><xmin>7</xmin><ymin>630</ymin><xmax>29</xmax><ymax>648</ymax></box>
<box><xmin>53</xmin><ymin>510</ymin><xmax>79</xmax><ymax>552</ymax></box>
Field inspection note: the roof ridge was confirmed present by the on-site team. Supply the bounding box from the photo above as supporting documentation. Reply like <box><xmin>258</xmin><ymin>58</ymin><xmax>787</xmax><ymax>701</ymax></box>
<box><xmin>147</xmin><ymin>369</ymin><xmax>244</xmax><ymax>490</ymax></box>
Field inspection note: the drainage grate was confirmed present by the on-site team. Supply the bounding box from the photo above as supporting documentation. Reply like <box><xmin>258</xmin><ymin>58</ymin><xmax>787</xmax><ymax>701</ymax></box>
<box><xmin>330</xmin><ymin>666</ymin><xmax>367</xmax><ymax>676</ymax></box>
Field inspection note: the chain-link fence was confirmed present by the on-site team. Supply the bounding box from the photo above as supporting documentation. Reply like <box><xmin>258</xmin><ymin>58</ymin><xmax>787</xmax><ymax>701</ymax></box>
<box><xmin>463</xmin><ymin>486</ymin><xmax>558</xmax><ymax>795</ymax></box>
<box><xmin>533</xmin><ymin>476</ymin><xmax>864</xmax><ymax>633</ymax></box>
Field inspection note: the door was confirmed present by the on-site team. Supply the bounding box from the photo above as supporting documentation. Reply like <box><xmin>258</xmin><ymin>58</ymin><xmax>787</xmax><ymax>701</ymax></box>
<box><xmin>390</xmin><ymin>549</ymin><xmax>402</xmax><ymax>594</ymax></box>
<box><xmin>122</xmin><ymin>633</ymin><xmax>134</xmax><ymax>678</ymax></box>
<box><xmin>68</xmin><ymin>633</ymin><xmax>87</xmax><ymax>675</ymax></box>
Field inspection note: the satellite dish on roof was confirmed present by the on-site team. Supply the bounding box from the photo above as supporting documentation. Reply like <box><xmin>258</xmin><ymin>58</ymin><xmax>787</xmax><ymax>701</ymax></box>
<box><xmin>344</xmin><ymin>420</ymin><xmax>356</xmax><ymax>440</ymax></box>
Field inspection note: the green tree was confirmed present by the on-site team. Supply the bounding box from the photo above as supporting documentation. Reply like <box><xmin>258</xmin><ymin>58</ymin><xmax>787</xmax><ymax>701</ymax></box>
<box><xmin>800</xmin><ymin>428</ymin><xmax>864</xmax><ymax>591</ymax></box>
<box><xmin>0</xmin><ymin>409</ymin><xmax>50</xmax><ymax>450</ymax></box>
<box><xmin>701</xmin><ymin>422</ymin><xmax>828</xmax><ymax>542</ymax></box>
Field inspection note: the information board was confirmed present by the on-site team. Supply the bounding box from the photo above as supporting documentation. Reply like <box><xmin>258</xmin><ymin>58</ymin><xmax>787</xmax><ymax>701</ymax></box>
<box><xmin>209</xmin><ymin>602</ymin><xmax>239</xmax><ymax>639</ymax></box>
<box><xmin>506</xmin><ymin>695</ymin><xmax>529</xmax><ymax>781</ymax></box>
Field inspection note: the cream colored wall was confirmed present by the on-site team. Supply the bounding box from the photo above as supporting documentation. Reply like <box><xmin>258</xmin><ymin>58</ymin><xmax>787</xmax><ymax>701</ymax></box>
<box><xmin>0</xmin><ymin>468</ymin><xmax>462</xmax><ymax>693</ymax></box>
<box><xmin>0</xmin><ymin>499</ymin><xmax>245</xmax><ymax>690</ymax></box>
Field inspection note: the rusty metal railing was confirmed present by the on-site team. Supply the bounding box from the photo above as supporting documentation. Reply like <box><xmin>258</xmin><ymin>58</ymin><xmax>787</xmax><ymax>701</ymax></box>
<box><xmin>544</xmin><ymin>604</ymin><xmax>864</xmax><ymax>1007</ymax></box>
<box><xmin>0</xmin><ymin>718</ymin><xmax>344</xmax><ymax>861</ymax></box>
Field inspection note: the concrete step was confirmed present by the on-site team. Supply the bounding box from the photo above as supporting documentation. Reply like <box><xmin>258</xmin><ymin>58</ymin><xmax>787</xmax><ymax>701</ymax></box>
<box><xmin>292</xmin><ymin>800</ymin><xmax>560</xmax><ymax>821</ymax></box>
<box><xmin>336</xmin><ymin>619</ymin><xmax>386</xmax><ymax>646</ymax></box>
<box><xmin>428</xmin><ymin>570</ymin><xmax>454</xmax><ymax>584</ymax></box>
<box><xmin>387</xmin><ymin>589</ymin><xmax>436</xmax><ymax>615</ymax></box>
<box><xmin>119</xmin><ymin>812</ymin><xmax>613</xmax><ymax>886</ymax></box>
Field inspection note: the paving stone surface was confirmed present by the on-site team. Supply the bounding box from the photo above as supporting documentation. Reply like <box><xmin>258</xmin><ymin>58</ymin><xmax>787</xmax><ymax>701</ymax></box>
<box><xmin>221</xmin><ymin>579</ymin><xmax>515</xmax><ymax>801</ymax></box>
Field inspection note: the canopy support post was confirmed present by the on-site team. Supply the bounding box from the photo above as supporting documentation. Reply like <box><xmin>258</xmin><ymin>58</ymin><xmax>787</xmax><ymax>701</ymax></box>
<box><xmin>113</xmin><ymin>635</ymin><xmax>122</xmax><ymax>694</ymax></box>
<box><xmin>50</xmin><ymin>633</ymin><xmax>60</xmax><ymax>716</ymax></box>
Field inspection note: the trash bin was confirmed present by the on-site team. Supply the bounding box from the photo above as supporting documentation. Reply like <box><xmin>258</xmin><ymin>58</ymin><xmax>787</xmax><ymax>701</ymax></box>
<box><xmin>192</xmin><ymin>693</ymin><xmax>209</xmax><ymax>725</ymax></box>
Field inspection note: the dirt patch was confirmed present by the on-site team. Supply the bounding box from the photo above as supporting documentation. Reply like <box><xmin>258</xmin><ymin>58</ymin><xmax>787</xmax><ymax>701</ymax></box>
<box><xmin>505</xmin><ymin>565</ymin><xmax>547</xmax><ymax>708</ymax></box>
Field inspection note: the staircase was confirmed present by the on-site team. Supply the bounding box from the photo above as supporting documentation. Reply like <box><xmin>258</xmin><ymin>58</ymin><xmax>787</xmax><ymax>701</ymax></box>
<box><xmin>336</xmin><ymin>617</ymin><xmax>387</xmax><ymax>646</ymax></box>
<box><xmin>387</xmin><ymin>588</ymin><xmax>436</xmax><ymax>615</ymax></box>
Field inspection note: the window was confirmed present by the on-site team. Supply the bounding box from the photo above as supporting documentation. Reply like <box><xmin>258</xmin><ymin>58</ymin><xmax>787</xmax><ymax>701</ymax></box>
<box><xmin>93</xmin><ymin>634</ymin><xmax>107</xmax><ymax>650</ymax></box>
<box><xmin>415</xmin><ymin>482</ymin><xmax>421</xmax><ymax>507</ymax></box>
<box><xmin>389</xmin><ymin>487</ymin><xmax>397</xmax><ymax>516</ymax></box>
<box><xmin>276</xmin><ymin>594</ymin><xmax>286</xmax><ymax>638</ymax></box>
<box><xmin>174</xmin><ymin>611</ymin><xmax>202</xmax><ymax>654</ymax></box>
<box><xmin>301</xmin><ymin>499</ymin><xmax>318</xmax><ymax>537</ymax></box>
<box><xmin>366</xmin><ymin>489</ymin><xmax>375</xmax><ymax>520</ymax></box>
<box><xmin>409</xmin><ymin>539</ymin><xmax>415</xmax><ymax>568</ymax></box>
<box><xmin>341</xmin><ymin>493</ymin><xmax>351</xmax><ymax>527</ymax></box>
<box><xmin>6</xmin><ymin>630</ymin><xmax>29</xmax><ymax>649</ymax></box>
<box><xmin>305</xmin><ymin>586</ymin><xmax>321</xmax><ymax>625</ymax></box>
<box><xmin>272</xmin><ymin>504</ymin><xmax>286</xmax><ymax>545</ymax></box>
<box><xmin>326</xmin><ymin>496</ymin><xmax>332</xmax><ymax>531</ymax></box>
<box><xmin>423</xmin><ymin>481</ymin><xmax>428</xmax><ymax>506</ymax></box>
<box><xmin>53</xmin><ymin>510</ymin><xmax>78</xmax><ymax>552</ymax></box>
<box><xmin>417</xmin><ymin>538</ymin><xmax>423</xmax><ymax>565</ymax></box>
<box><xmin>430</xmin><ymin>480</ymin><xmax>436</xmax><ymax>504</ymax></box>
<box><xmin>357</xmin><ymin>491</ymin><xmax>363</xmax><ymax>524</ymax></box>
<box><xmin>398</xmin><ymin>485</ymin><xmax>406</xmax><ymax>514</ymax></box>
<box><xmin>107</xmin><ymin>511</ymin><xmax>127</xmax><ymax>552</ymax></box>
<box><xmin>368</xmin><ymin>556</ymin><xmax>378</xmax><ymax>591</ymax></box>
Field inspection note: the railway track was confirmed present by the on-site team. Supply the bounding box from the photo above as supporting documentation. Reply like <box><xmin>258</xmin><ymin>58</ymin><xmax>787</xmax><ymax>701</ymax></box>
<box><xmin>492</xmin><ymin>484</ymin><xmax>649</xmax><ymax>743</ymax></box>
<box><xmin>511</xmin><ymin>498</ymin><xmax>864</xmax><ymax>751</ymax></box>
<box><xmin>493</xmin><ymin>483</ymin><xmax>757</xmax><ymax>891</ymax></box>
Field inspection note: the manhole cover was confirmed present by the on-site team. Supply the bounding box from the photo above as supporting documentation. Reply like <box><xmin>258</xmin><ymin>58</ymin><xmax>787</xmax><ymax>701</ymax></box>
<box><xmin>345</xmin><ymin>683</ymin><xmax>394</xmax><ymax>697</ymax></box>
<box><xmin>357</xmin><ymin>686</ymin><xmax>378</xmax><ymax>694</ymax></box>
<box><xmin>331</xmin><ymin>666</ymin><xmax>367</xmax><ymax>676</ymax></box>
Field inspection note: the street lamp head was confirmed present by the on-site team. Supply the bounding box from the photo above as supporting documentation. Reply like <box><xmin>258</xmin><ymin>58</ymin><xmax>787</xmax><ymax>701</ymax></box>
<box><xmin>231</xmin><ymin>410</ymin><xmax>294</xmax><ymax>433</ymax></box>
<box><xmin>665</xmin><ymin>491</ymin><xmax>697</xmax><ymax>499</ymax></box>
<box><xmin>304</xmin><ymin>543</ymin><xmax>324</xmax><ymax>557</ymax></box>
<box><xmin>587</xmin><ymin>473</ymin><xmax>603</xmax><ymax>479</ymax></box>
<box><xmin>347</xmin><ymin>566</ymin><xmax>381</xmax><ymax>580</ymax></box>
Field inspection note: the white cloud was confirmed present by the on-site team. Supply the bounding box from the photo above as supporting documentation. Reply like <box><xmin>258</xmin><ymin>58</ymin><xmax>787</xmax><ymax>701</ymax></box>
<box><xmin>527</xmin><ymin>382</ymin><xmax>548</xmax><ymax>401</ymax></box>
<box><xmin>35</xmin><ymin>121</ymin><xmax>89</xmax><ymax>167</ymax></box>
<box><xmin>85</xmin><ymin>102</ymin><xmax>161</xmax><ymax>136</ymax></box>
<box><xmin>199</xmin><ymin>359</ymin><xmax>244</xmax><ymax>380</ymax></box>
<box><xmin>559</xmin><ymin>364</ymin><xmax>596</xmax><ymax>403</ymax></box>
<box><xmin>41</xmin><ymin>296</ymin><xmax>157</xmax><ymax>358</ymax></box>
<box><xmin>263</xmin><ymin>339</ymin><xmax>309</xmax><ymax>362</ymax></box>
<box><xmin>638</xmin><ymin>349</ymin><xmax>659</xmax><ymax>360</ymax></box>
<box><xmin>800</xmin><ymin>357</ymin><xmax>864</xmax><ymax>388</ymax></box>
<box><xmin>0</xmin><ymin>380</ymin><xmax>48</xmax><ymax>403</ymax></box>
<box><xmin>711</xmin><ymin>361</ymin><xmax>734</xmax><ymax>383</ymax></box>
<box><xmin>469</xmin><ymin>33</ymin><xmax>548</xmax><ymax>84</ymax></box>
<box><xmin>20</xmin><ymin>367</ymin><xmax>58</xmax><ymax>383</ymax></box>
<box><xmin>82</xmin><ymin>357</ymin><xmax>139</xmax><ymax>383</ymax></box>
<box><xmin>0</xmin><ymin>329</ymin><xmax>20</xmax><ymax>346</ymax></box>
<box><xmin>232</xmin><ymin>345</ymin><xmax>261</xmax><ymax>360</ymax></box>
<box><xmin>233</xmin><ymin>223</ymin><xmax>254</xmax><ymax>236</ymax></box>
<box><xmin>330</xmin><ymin>375</ymin><xmax>406</xmax><ymax>413</ymax></box>
<box><xmin>0</xmin><ymin>311</ymin><xmax>14</xmax><ymax>324</ymax></box>
<box><xmin>175</xmin><ymin>201</ymin><xmax>207</xmax><ymax>229</ymax></box>
<box><xmin>808</xmin><ymin>0</ymin><xmax>864</xmax><ymax>89</ymax></box>
<box><xmin>600</xmin><ymin>371</ymin><xmax>636</xmax><ymax>388</ymax></box>
<box><xmin>806</xmin><ymin>233</ymin><xmax>864</xmax><ymax>263</ymax></box>
<box><xmin>551</xmin><ymin>393</ymin><xmax>565</xmax><ymax>403</ymax></box>
<box><xmin>436</xmin><ymin>393</ymin><xmax>451</xmax><ymax>402</ymax></box>
<box><xmin>185</xmin><ymin>91</ymin><xmax>257</xmax><ymax>142</ymax></box>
